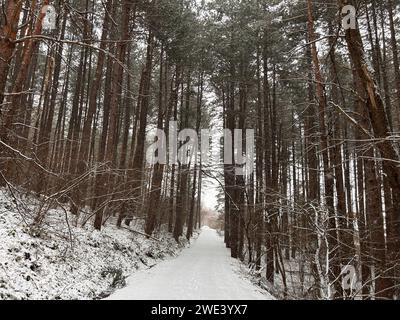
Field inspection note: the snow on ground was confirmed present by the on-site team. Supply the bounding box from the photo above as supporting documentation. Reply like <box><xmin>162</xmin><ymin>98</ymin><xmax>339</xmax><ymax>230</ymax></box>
<box><xmin>0</xmin><ymin>188</ymin><xmax>188</xmax><ymax>300</ymax></box>
<box><xmin>108</xmin><ymin>226</ymin><xmax>274</xmax><ymax>300</ymax></box>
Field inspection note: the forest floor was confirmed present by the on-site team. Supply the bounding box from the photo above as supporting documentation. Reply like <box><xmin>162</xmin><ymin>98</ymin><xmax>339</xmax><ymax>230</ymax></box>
<box><xmin>0</xmin><ymin>188</ymin><xmax>191</xmax><ymax>300</ymax></box>
<box><xmin>108</xmin><ymin>226</ymin><xmax>274</xmax><ymax>300</ymax></box>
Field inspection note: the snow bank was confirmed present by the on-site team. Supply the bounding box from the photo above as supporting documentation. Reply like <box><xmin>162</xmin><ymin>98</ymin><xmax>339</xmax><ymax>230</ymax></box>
<box><xmin>0</xmin><ymin>188</ymin><xmax>187</xmax><ymax>300</ymax></box>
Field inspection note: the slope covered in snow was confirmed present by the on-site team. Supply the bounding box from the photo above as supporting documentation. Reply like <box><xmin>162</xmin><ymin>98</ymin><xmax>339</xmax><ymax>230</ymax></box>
<box><xmin>108</xmin><ymin>227</ymin><xmax>274</xmax><ymax>300</ymax></box>
<box><xmin>0</xmin><ymin>189</ymin><xmax>188</xmax><ymax>300</ymax></box>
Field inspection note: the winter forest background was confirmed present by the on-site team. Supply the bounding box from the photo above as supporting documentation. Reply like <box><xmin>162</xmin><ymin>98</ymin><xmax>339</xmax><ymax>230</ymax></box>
<box><xmin>1</xmin><ymin>0</ymin><xmax>400</xmax><ymax>300</ymax></box>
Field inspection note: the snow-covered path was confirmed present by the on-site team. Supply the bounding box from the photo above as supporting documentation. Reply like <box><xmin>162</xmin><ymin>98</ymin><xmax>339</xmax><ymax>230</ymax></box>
<box><xmin>108</xmin><ymin>227</ymin><xmax>273</xmax><ymax>300</ymax></box>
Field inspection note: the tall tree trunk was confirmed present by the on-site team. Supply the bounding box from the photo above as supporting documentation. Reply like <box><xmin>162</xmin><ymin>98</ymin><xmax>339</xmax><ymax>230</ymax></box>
<box><xmin>74</xmin><ymin>0</ymin><xmax>113</xmax><ymax>215</ymax></box>
<box><xmin>307</xmin><ymin>0</ymin><xmax>340</xmax><ymax>298</ymax></box>
<box><xmin>0</xmin><ymin>0</ymin><xmax>23</xmax><ymax>109</ymax></box>
<box><xmin>94</xmin><ymin>2</ymin><xmax>132</xmax><ymax>230</ymax></box>
<box><xmin>145</xmin><ymin>45</ymin><xmax>168</xmax><ymax>236</ymax></box>
<box><xmin>339</xmin><ymin>0</ymin><xmax>400</xmax><ymax>298</ymax></box>
<box><xmin>1</xmin><ymin>0</ymin><xmax>50</xmax><ymax>185</ymax></box>
<box><xmin>124</xmin><ymin>31</ymin><xmax>154</xmax><ymax>226</ymax></box>
<box><xmin>174</xmin><ymin>70</ymin><xmax>191</xmax><ymax>242</ymax></box>
<box><xmin>186</xmin><ymin>71</ymin><xmax>203</xmax><ymax>240</ymax></box>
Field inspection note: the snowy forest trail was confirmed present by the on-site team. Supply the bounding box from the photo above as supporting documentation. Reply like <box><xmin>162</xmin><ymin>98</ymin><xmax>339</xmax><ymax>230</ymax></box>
<box><xmin>108</xmin><ymin>227</ymin><xmax>273</xmax><ymax>300</ymax></box>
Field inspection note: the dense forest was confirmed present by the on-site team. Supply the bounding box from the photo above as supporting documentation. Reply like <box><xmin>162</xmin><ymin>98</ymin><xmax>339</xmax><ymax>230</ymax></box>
<box><xmin>1</xmin><ymin>0</ymin><xmax>400</xmax><ymax>300</ymax></box>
